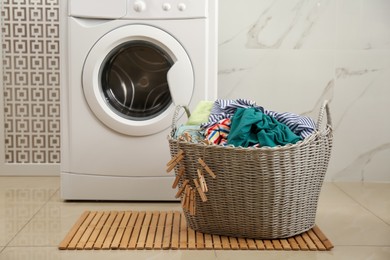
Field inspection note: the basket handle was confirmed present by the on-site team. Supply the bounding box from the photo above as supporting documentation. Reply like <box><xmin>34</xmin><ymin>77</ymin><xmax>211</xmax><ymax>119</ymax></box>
<box><xmin>171</xmin><ymin>105</ymin><xmax>191</xmax><ymax>135</ymax></box>
<box><xmin>316</xmin><ymin>100</ymin><xmax>332</xmax><ymax>131</ymax></box>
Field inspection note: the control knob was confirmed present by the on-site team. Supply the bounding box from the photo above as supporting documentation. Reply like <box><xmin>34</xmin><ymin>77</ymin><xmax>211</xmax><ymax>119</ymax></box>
<box><xmin>134</xmin><ymin>1</ymin><xmax>146</xmax><ymax>12</ymax></box>
<box><xmin>162</xmin><ymin>3</ymin><xmax>171</xmax><ymax>11</ymax></box>
<box><xmin>177</xmin><ymin>3</ymin><xmax>186</xmax><ymax>11</ymax></box>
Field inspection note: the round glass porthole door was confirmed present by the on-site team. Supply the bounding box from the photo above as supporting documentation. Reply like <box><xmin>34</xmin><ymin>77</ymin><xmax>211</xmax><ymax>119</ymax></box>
<box><xmin>82</xmin><ymin>25</ymin><xmax>194</xmax><ymax>136</ymax></box>
<box><xmin>101</xmin><ymin>41</ymin><xmax>173</xmax><ymax>121</ymax></box>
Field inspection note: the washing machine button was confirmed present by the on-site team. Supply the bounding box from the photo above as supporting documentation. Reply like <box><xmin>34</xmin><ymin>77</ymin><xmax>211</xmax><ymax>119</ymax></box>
<box><xmin>177</xmin><ymin>3</ymin><xmax>186</xmax><ymax>11</ymax></box>
<box><xmin>134</xmin><ymin>0</ymin><xmax>146</xmax><ymax>12</ymax></box>
<box><xmin>162</xmin><ymin>3</ymin><xmax>171</xmax><ymax>11</ymax></box>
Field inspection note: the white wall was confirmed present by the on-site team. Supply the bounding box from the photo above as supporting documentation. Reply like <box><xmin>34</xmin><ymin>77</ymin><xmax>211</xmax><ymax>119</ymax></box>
<box><xmin>218</xmin><ymin>0</ymin><xmax>390</xmax><ymax>181</ymax></box>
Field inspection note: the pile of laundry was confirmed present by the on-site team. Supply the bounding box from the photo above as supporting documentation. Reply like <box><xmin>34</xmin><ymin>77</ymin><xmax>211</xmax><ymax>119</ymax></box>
<box><xmin>174</xmin><ymin>99</ymin><xmax>317</xmax><ymax>148</ymax></box>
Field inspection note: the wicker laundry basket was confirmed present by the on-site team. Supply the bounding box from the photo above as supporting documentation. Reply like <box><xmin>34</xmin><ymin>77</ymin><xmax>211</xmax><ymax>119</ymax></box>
<box><xmin>167</xmin><ymin>100</ymin><xmax>333</xmax><ymax>239</ymax></box>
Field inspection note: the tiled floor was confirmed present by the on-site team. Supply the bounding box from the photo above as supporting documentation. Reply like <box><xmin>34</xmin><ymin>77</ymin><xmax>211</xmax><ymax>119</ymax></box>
<box><xmin>0</xmin><ymin>177</ymin><xmax>389</xmax><ymax>260</ymax></box>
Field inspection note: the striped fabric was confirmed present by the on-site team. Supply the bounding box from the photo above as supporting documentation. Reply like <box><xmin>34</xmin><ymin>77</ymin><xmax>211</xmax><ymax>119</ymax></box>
<box><xmin>205</xmin><ymin>118</ymin><xmax>231</xmax><ymax>145</ymax></box>
<box><xmin>266</xmin><ymin>111</ymin><xmax>316</xmax><ymax>139</ymax></box>
<box><xmin>202</xmin><ymin>99</ymin><xmax>316</xmax><ymax>139</ymax></box>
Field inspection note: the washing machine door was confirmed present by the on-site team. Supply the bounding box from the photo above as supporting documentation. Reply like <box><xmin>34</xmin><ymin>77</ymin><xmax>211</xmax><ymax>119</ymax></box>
<box><xmin>82</xmin><ymin>25</ymin><xmax>194</xmax><ymax>136</ymax></box>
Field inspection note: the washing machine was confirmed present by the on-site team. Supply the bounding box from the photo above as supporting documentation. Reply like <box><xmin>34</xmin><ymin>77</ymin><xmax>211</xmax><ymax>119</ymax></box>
<box><xmin>60</xmin><ymin>0</ymin><xmax>218</xmax><ymax>200</ymax></box>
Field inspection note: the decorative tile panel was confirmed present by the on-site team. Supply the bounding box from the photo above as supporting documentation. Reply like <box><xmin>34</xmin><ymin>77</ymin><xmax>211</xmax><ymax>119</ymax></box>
<box><xmin>1</xmin><ymin>0</ymin><xmax>60</xmax><ymax>163</ymax></box>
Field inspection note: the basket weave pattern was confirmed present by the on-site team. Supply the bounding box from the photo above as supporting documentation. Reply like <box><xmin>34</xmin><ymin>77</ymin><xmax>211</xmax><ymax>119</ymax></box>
<box><xmin>168</xmin><ymin>101</ymin><xmax>333</xmax><ymax>239</ymax></box>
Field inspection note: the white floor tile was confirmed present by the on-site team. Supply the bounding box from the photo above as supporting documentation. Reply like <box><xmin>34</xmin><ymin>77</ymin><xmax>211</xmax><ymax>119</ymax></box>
<box><xmin>316</xmin><ymin>183</ymin><xmax>390</xmax><ymax>246</ymax></box>
<box><xmin>0</xmin><ymin>177</ymin><xmax>58</xmax><ymax>246</ymax></box>
<box><xmin>9</xmin><ymin>190</ymin><xmax>182</xmax><ymax>246</ymax></box>
<box><xmin>0</xmin><ymin>247</ymin><xmax>218</xmax><ymax>260</ymax></box>
<box><xmin>1</xmin><ymin>177</ymin><xmax>390</xmax><ymax>259</ymax></box>
<box><xmin>215</xmin><ymin>246</ymin><xmax>390</xmax><ymax>260</ymax></box>
<box><xmin>335</xmin><ymin>182</ymin><xmax>390</xmax><ymax>225</ymax></box>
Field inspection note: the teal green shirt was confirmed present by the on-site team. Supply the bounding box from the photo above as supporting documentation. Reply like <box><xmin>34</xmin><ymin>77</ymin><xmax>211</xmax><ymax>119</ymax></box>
<box><xmin>228</xmin><ymin>107</ymin><xmax>301</xmax><ymax>147</ymax></box>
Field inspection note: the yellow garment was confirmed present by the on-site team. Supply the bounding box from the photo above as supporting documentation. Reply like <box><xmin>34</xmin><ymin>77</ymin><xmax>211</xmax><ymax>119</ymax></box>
<box><xmin>186</xmin><ymin>101</ymin><xmax>214</xmax><ymax>125</ymax></box>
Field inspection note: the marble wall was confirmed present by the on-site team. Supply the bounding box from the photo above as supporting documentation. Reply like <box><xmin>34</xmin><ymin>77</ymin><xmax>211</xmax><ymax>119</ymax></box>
<box><xmin>218</xmin><ymin>0</ymin><xmax>390</xmax><ymax>181</ymax></box>
<box><xmin>1</xmin><ymin>0</ymin><xmax>389</xmax><ymax>181</ymax></box>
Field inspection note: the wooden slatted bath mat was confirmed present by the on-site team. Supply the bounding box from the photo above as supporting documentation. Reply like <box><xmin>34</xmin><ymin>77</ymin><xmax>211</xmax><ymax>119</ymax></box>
<box><xmin>58</xmin><ymin>211</ymin><xmax>333</xmax><ymax>251</ymax></box>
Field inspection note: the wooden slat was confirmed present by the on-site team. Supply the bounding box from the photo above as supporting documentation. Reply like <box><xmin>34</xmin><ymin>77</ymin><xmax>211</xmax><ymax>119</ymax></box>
<box><xmin>76</xmin><ymin>212</ymin><xmax>99</xmax><ymax>249</ymax></box>
<box><xmin>295</xmin><ymin>235</ymin><xmax>309</xmax><ymax>250</ymax></box>
<box><xmin>280</xmin><ymin>238</ymin><xmax>292</xmax><ymax>250</ymax></box>
<box><xmin>307</xmin><ymin>229</ymin><xmax>326</xmax><ymax>251</ymax></box>
<box><xmin>187</xmin><ymin>227</ymin><xmax>196</xmax><ymax>249</ymax></box>
<box><xmin>312</xmin><ymin>225</ymin><xmax>334</xmax><ymax>250</ymax></box>
<box><xmin>179</xmin><ymin>214</ymin><xmax>188</xmax><ymax>249</ymax></box>
<box><xmin>272</xmin><ymin>239</ymin><xmax>283</xmax><ymax>250</ymax></box>
<box><xmin>246</xmin><ymin>238</ymin><xmax>257</xmax><ymax>250</ymax></box>
<box><xmin>111</xmin><ymin>211</ymin><xmax>131</xmax><ymax>249</ymax></box>
<box><xmin>196</xmin><ymin>231</ymin><xmax>204</xmax><ymax>249</ymax></box>
<box><xmin>264</xmin><ymin>240</ymin><xmax>274</xmax><ymax>250</ymax></box>
<box><xmin>136</xmin><ymin>211</ymin><xmax>153</xmax><ymax>249</ymax></box>
<box><xmin>145</xmin><ymin>211</ymin><xmax>160</xmax><ymax>249</ymax></box>
<box><xmin>83</xmin><ymin>212</ymin><xmax>105</xmax><ymax>250</ymax></box>
<box><xmin>212</xmin><ymin>235</ymin><xmax>222</xmax><ymax>250</ymax></box>
<box><xmin>255</xmin><ymin>239</ymin><xmax>266</xmax><ymax>250</ymax></box>
<box><xmin>162</xmin><ymin>211</ymin><xmax>174</xmax><ymax>249</ymax></box>
<box><xmin>153</xmin><ymin>211</ymin><xmax>166</xmax><ymax>249</ymax></box>
<box><xmin>220</xmin><ymin>236</ymin><xmax>230</xmax><ymax>249</ymax></box>
<box><xmin>238</xmin><ymin>237</ymin><xmax>248</xmax><ymax>250</ymax></box>
<box><xmin>59</xmin><ymin>211</ymin><xmax>90</xmax><ymax>250</ymax></box>
<box><xmin>119</xmin><ymin>212</ymin><xmax>137</xmax><ymax>249</ymax></box>
<box><xmin>204</xmin><ymin>234</ymin><xmax>213</xmax><ymax>249</ymax></box>
<box><xmin>85</xmin><ymin>212</ymin><xmax>109</xmax><ymax>250</ymax></box>
<box><xmin>102</xmin><ymin>212</ymin><xmax>124</xmax><ymax>249</ymax></box>
<box><xmin>128</xmin><ymin>211</ymin><xmax>146</xmax><ymax>249</ymax></box>
<box><xmin>302</xmin><ymin>232</ymin><xmax>317</xmax><ymax>250</ymax></box>
<box><xmin>229</xmin><ymin>237</ymin><xmax>239</xmax><ymax>250</ymax></box>
<box><xmin>171</xmin><ymin>211</ymin><xmax>181</xmax><ymax>249</ymax></box>
<box><xmin>94</xmin><ymin>211</ymin><xmax>118</xmax><ymax>249</ymax></box>
<box><xmin>68</xmin><ymin>211</ymin><xmax>96</xmax><ymax>249</ymax></box>
<box><xmin>59</xmin><ymin>211</ymin><xmax>334</xmax><ymax>251</ymax></box>
<box><xmin>287</xmin><ymin>237</ymin><xmax>300</xmax><ymax>250</ymax></box>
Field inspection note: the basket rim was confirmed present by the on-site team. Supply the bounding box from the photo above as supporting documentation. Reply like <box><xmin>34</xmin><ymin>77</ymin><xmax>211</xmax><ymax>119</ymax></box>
<box><xmin>168</xmin><ymin>124</ymin><xmax>332</xmax><ymax>152</ymax></box>
<box><xmin>169</xmin><ymin>100</ymin><xmax>333</xmax><ymax>152</ymax></box>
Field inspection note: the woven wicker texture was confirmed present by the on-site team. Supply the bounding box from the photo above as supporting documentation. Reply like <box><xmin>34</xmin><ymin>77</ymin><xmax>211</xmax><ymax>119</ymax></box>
<box><xmin>168</xmin><ymin>101</ymin><xmax>333</xmax><ymax>239</ymax></box>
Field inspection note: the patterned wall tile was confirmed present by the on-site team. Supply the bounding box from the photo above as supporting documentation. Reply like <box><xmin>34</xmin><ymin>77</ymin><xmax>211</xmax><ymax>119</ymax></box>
<box><xmin>1</xmin><ymin>0</ymin><xmax>60</xmax><ymax>164</ymax></box>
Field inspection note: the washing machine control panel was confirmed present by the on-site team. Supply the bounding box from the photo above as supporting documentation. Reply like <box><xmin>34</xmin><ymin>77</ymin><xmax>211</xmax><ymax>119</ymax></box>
<box><xmin>128</xmin><ymin>0</ymin><xmax>207</xmax><ymax>19</ymax></box>
<box><xmin>69</xmin><ymin>0</ymin><xmax>208</xmax><ymax>19</ymax></box>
